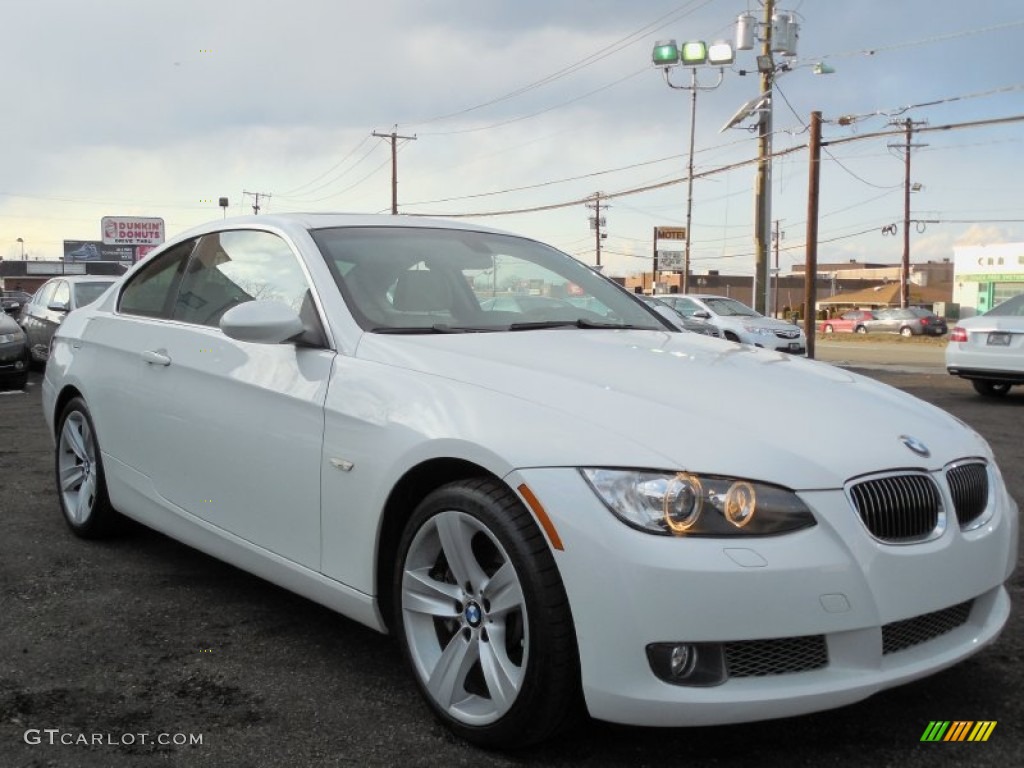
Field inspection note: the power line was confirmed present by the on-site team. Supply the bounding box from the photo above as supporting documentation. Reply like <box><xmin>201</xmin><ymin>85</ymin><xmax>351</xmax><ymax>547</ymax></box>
<box><xmin>280</xmin><ymin>135</ymin><xmax>374</xmax><ymax>196</ymax></box>
<box><xmin>405</xmin><ymin>0</ymin><xmax>716</xmax><ymax>127</ymax></box>
<box><xmin>800</xmin><ymin>19</ymin><xmax>1024</xmax><ymax>65</ymax></box>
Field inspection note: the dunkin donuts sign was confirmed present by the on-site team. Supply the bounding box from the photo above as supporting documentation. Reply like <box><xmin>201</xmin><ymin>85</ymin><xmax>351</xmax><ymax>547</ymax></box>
<box><xmin>101</xmin><ymin>216</ymin><xmax>166</xmax><ymax>246</ymax></box>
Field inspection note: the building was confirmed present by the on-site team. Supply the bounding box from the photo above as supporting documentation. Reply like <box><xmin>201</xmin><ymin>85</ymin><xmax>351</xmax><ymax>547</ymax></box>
<box><xmin>0</xmin><ymin>260</ymin><xmax>129</xmax><ymax>295</ymax></box>
<box><xmin>952</xmin><ymin>243</ymin><xmax>1024</xmax><ymax>317</ymax></box>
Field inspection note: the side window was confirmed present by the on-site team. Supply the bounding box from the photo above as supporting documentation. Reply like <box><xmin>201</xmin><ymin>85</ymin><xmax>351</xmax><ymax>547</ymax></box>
<box><xmin>119</xmin><ymin>240</ymin><xmax>195</xmax><ymax>318</ymax></box>
<box><xmin>172</xmin><ymin>230</ymin><xmax>313</xmax><ymax>328</ymax></box>
<box><xmin>51</xmin><ymin>282</ymin><xmax>70</xmax><ymax>307</ymax></box>
<box><xmin>674</xmin><ymin>297</ymin><xmax>700</xmax><ymax>316</ymax></box>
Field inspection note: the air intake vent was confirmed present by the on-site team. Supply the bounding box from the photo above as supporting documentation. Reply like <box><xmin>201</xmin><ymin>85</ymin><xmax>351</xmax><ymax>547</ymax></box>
<box><xmin>724</xmin><ymin>635</ymin><xmax>828</xmax><ymax>677</ymax></box>
<box><xmin>882</xmin><ymin>601</ymin><xmax>973</xmax><ymax>654</ymax></box>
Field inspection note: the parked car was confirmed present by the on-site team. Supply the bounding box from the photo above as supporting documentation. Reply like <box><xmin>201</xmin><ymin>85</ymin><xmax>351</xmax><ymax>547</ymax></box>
<box><xmin>639</xmin><ymin>296</ymin><xmax>721</xmax><ymax>337</ymax></box>
<box><xmin>19</xmin><ymin>276</ymin><xmax>115</xmax><ymax>364</ymax></box>
<box><xmin>867</xmin><ymin>307</ymin><xmax>948</xmax><ymax>337</ymax></box>
<box><xmin>0</xmin><ymin>310</ymin><xmax>29</xmax><ymax>390</ymax></box>
<box><xmin>820</xmin><ymin>309</ymin><xmax>877</xmax><ymax>334</ymax></box>
<box><xmin>946</xmin><ymin>293</ymin><xmax>1024</xmax><ymax>397</ymax></box>
<box><xmin>2</xmin><ymin>290</ymin><xmax>33</xmax><ymax>316</ymax></box>
<box><xmin>43</xmin><ymin>214</ymin><xmax>1017</xmax><ymax>748</ymax></box>
<box><xmin>656</xmin><ymin>294</ymin><xmax>806</xmax><ymax>353</ymax></box>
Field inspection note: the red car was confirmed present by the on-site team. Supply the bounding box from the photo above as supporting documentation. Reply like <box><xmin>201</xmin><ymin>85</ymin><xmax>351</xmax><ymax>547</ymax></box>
<box><xmin>820</xmin><ymin>309</ymin><xmax>877</xmax><ymax>334</ymax></box>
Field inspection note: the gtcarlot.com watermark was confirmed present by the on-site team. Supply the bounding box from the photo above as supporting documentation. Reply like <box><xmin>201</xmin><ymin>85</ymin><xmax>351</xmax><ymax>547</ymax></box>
<box><xmin>24</xmin><ymin>729</ymin><xmax>203</xmax><ymax>747</ymax></box>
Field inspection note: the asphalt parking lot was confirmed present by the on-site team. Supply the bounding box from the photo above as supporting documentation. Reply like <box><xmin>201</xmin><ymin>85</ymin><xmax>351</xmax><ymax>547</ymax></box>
<box><xmin>1</xmin><ymin>366</ymin><xmax>1021</xmax><ymax>768</ymax></box>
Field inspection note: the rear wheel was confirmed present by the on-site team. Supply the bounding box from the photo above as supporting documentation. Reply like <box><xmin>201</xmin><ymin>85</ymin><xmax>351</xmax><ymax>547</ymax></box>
<box><xmin>3</xmin><ymin>373</ymin><xmax>28</xmax><ymax>391</ymax></box>
<box><xmin>394</xmin><ymin>478</ymin><xmax>579</xmax><ymax>749</ymax></box>
<box><xmin>900</xmin><ymin>326</ymin><xmax>913</xmax><ymax>338</ymax></box>
<box><xmin>972</xmin><ymin>380</ymin><xmax>1011</xmax><ymax>398</ymax></box>
<box><xmin>55</xmin><ymin>397</ymin><xmax>121</xmax><ymax>537</ymax></box>
<box><xmin>855</xmin><ymin>325</ymin><xmax>867</xmax><ymax>334</ymax></box>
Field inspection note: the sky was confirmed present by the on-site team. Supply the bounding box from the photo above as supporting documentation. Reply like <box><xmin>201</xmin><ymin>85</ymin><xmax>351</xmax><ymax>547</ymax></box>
<box><xmin>2</xmin><ymin>0</ymin><xmax>1023</xmax><ymax>277</ymax></box>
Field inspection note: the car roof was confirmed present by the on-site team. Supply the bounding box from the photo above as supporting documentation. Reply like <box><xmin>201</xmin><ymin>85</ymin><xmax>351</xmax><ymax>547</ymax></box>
<box><xmin>170</xmin><ymin>213</ymin><xmax>522</xmax><ymax>246</ymax></box>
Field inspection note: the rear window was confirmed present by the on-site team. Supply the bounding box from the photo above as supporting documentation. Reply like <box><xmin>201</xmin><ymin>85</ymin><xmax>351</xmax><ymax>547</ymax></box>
<box><xmin>74</xmin><ymin>282</ymin><xmax>114</xmax><ymax>308</ymax></box>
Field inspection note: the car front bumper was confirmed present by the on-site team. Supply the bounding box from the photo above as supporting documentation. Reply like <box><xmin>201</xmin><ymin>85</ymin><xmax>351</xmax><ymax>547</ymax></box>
<box><xmin>0</xmin><ymin>340</ymin><xmax>28</xmax><ymax>378</ymax></box>
<box><xmin>511</xmin><ymin>467</ymin><xmax>1017</xmax><ymax>727</ymax></box>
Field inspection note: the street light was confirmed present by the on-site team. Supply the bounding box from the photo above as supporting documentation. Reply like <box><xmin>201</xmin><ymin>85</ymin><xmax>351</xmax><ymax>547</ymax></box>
<box><xmin>652</xmin><ymin>38</ymin><xmax>733</xmax><ymax>294</ymax></box>
<box><xmin>16</xmin><ymin>237</ymin><xmax>24</xmax><ymax>260</ymax></box>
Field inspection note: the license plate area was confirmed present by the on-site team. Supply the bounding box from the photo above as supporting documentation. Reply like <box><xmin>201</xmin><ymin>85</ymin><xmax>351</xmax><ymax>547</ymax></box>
<box><xmin>788</xmin><ymin>342</ymin><xmax>801</xmax><ymax>350</ymax></box>
<box><xmin>987</xmin><ymin>332</ymin><xmax>1011</xmax><ymax>346</ymax></box>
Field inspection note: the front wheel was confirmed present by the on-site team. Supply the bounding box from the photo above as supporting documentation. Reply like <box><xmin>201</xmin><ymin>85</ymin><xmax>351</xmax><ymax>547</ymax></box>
<box><xmin>972</xmin><ymin>380</ymin><xmax>1012</xmax><ymax>398</ymax></box>
<box><xmin>55</xmin><ymin>397</ymin><xmax>121</xmax><ymax>538</ymax></box>
<box><xmin>395</xmin><ymin>478</ymin><xmax>579</xmax><ymax>749</ymax></box>
<box><xmin>855</xmin><ymin>325</ymin><xmax>867</xmax><ymax>334</ymax></box>
<box><xmin>823</xmin><ymin>324</ymin><xmax>834</xmax><ymax>334</ymax></box>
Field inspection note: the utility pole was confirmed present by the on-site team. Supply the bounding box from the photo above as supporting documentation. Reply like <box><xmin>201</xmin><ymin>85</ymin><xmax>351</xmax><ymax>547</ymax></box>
<box><xmin>888</xmin><ymin>117</ymin><xmax>927</xmax><ymax>308</ymax></box>
<box><xmin>243</xmin><ymin>190</ymin><xmax>271</xmax><ymax>215</ymax></box>
<box><xmin>586</xmin><ymin>194</ymin><xmax>608</xmax><ymax>268</ymax></box>
<box><xmin>753</xmin><ymin>0</ymin><xmax>774</xmax><ymax>315</ymax></box>
<box><xmin>804</xmin><ymin>110</ymin><xmax>822</xmax><ymax>360</ymax></box>
<box><xmin>372</xmin><ymin>128</ymin><xmax>417</xmax><ymax>215</ymax></box>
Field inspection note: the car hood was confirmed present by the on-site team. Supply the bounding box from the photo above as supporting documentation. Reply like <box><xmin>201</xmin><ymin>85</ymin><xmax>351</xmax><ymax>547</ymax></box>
<box><xmin>356</xmin><ymin>329</ymin><xmax>987</xmax><ymax>489</ymax></box>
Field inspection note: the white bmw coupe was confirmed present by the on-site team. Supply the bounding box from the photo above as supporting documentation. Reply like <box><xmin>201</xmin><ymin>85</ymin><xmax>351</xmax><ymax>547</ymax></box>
<box><xmin>43</xmin><ymin>214</ymin><xmax>1017</xmax><ymax>748</ymax></box>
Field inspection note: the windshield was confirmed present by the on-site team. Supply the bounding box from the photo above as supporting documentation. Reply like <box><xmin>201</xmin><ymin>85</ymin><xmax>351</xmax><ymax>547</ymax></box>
<box><xmin>702</xmin><ymin>297</ymin><xmax>760</xmax><ymax>318</ymax></box>
<box><xmin>311</xmin><ymin>227</ymin><xmax>667</xmax><ymax>333</ymax></box>
<box><xmin>73</xmin><ymin>282</ymin><xmax>114</xmax><ymax>308</ymax></box>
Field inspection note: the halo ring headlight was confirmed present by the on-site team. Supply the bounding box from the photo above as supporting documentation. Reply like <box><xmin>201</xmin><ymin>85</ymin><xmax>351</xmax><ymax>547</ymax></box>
<box><xmin>724</xmin><ymin>481</ymin><xmax>757</xmax><ymax>527</ymax></box>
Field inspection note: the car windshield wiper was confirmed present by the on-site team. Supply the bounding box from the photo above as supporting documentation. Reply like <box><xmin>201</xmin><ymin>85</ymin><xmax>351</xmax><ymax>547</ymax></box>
<box><xmin>507</xmin><ymin>318</ymin><xmax>654</xmax><ymax>331</ymax></box>
<box><xmin>370</xmin><ymin>324</ymin><xmax>500</xmax><ymax>334</ymax></box>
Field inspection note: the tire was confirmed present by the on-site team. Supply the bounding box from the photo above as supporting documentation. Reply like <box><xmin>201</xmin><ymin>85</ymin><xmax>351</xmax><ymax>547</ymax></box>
<box><xmin>823</xmin><ymin>324</ymin><xmax>834</xmax><ymax>334</ymax></box>
<box><xmin>855</xmin><ymin>325</ymin><xmax>867</xmax><ymax>334</ymax></box>
<box><xmin>2</xmin><ymin>373</ymin><xmax>28</xmax><ymax>391</ymax></box>
<box><xmin>55</xmin><ymin>397</ymin><xmax>121</xmax><ymax>538</ymax></box>
<box><xmin>972</xmin><ymin>380</ymin><xmax>1011</xmax><ymax>398</ymax></box>
<box><xmin>900</xmin><ymin>326</ymin><xmax>913</xmax><ymax>338</ymax></box>
<box><xmin>723</xmin><ymin>331</ymin><xmax>740</xmax><ymax>342</ymax></box>
<box><xmin>394</xmin><ymin>478</ymin><xmax>579</xmax><ymax>749</ymax></box>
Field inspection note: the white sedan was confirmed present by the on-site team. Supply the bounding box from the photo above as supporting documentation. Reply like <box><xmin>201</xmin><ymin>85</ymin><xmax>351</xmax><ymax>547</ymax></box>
<box><xmin>946</xmin><ymin>293</ymin><xmax>1024</xmax><ymax>397</ymax></box>
<box><xmin>656</xmin><ymin>294</ymin><xmax>806</xmax><ymax>353</ymax></box>
<box><xmin>43</xmin><ymin>214</ymin><xmax>1017</xmax><ymax>748</ymax></box>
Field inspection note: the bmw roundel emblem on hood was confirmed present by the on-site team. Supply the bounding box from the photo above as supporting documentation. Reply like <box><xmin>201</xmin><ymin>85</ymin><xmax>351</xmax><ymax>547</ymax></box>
<box><xmin>899</xmin><ymin>435</ymin><xmax>931</xmax><ymax>457</ymax></box>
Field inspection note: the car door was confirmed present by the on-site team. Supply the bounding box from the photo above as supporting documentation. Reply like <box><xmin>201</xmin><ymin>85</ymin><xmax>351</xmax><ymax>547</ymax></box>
<box><xmin>23</xmin><ymin>281</ymin><xmax>57</xmax><ymax>360</ymax></box>
<box><xmin>131</xmin><ymin>229</ymin><xmax>334</xmax><ymax>569</ymax></box>
<box><xmin>98</xmin><ymin>231</ymin><xmax>331</xmax><ymax>569</ymax></box>
<box><xmin>41</xmin><ymin>280</ymin><xmax>71</xmax><ymax>356</ymax></box>
<box><xmin>871</xmin><ymin>309</ymin><xmax>898</xmax><ymax>333</ymax></box>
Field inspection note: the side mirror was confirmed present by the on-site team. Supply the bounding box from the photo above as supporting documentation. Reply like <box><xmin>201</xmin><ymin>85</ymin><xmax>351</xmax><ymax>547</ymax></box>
<box><xmin>47</xmin><ymin>300</ymin><xmax>70</xmax><ymax>312</ymax></box>
<box><xmin>693</xmin><ymin>310</ymin><xmax>712</xmax><ymax>319</ymax></box>
<box><xmin>220</xmin><ymin>300</ymin><xmax>304</xmax><ymax>344</ymax></box>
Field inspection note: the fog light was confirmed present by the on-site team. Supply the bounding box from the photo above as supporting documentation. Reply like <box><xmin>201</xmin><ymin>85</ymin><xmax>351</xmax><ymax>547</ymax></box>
<box><xmin>646</xmin><ymin>642</ymin><xmax>727</xmax><ymax>686</ymax></box>
<box><xmin>670</xmin><ymin>644</ymin><xmax>697</xmax><ymax>678</ymax></box>
<box><xmin>15</xmin><ymin>361</ymin><xmax>25</xmax><ymax>370</ymax></box>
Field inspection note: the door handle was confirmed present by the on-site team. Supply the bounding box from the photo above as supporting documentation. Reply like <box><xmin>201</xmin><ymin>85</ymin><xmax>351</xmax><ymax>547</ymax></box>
<box><xmin>141</xmin><ymin>349</ymin><xmax>172</xmax><ymax>366</ymax></box>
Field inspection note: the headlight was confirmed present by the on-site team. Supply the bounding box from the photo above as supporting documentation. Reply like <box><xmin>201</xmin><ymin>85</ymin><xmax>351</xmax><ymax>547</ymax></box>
<box><xmin>581</xmin><ymin>468</ymin><xmax>816</xmax><ymax>536</ymax></box>
<box><xmin>743</xmin><ymin>325</ymin><xmax>775</xmax><ymax>336</ymax></box>
<box><xmin>0</xmin><ymin>330</ymin><xmax>25</xmax><ymax>344</ymax></box>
